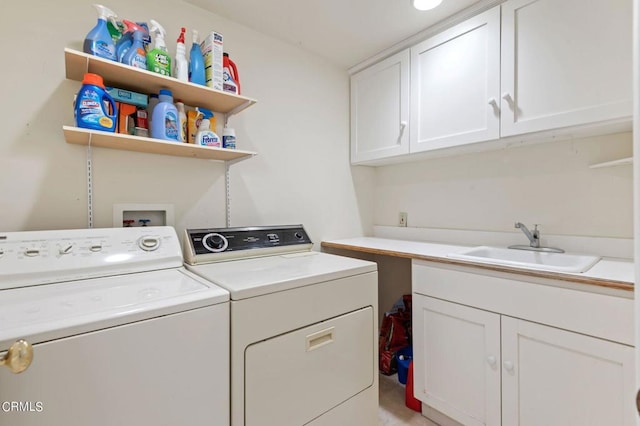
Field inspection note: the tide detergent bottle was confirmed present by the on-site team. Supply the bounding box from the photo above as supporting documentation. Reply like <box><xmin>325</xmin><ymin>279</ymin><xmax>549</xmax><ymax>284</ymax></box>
<box><xmin>75</xmin><ymin>73</ymin><xmax>117</xmax><ymax>132</ymax></box>
<box><xmin>121</xmin><ymin>20</ymin><xmax>148</xmax><ymax>69</ymax></box>
<box><xmin>151</xmin><ymin>89</ymin><xmax>180</xmax><ymax>141</ymax></box>
<box><xmin>222</xmin><ymin>52</ymin><xmax>240</xmax><ymax>95</ymax></box>
<box><xmin>83</xmin><ymin>4</ymin><xmax>118</xmax><ymax>61</ymax></box>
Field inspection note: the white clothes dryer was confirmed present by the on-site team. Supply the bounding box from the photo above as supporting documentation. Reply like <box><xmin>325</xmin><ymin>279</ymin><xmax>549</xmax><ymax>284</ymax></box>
<box><xmin>184</xmin><ymin>225</ymin><xmax>379</xmax><ymax>426</ymax></box>
<box><xmin>0</xmin><ymin>226</ymin><xmax>229</xmax><ymax>426</ymax></box>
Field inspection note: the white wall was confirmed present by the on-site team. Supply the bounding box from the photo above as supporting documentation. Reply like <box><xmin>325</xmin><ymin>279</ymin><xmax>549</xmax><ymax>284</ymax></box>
<box><xmin>373</xmin><ymin>132</ymin><xmax>633</xmax><ymax>238</ymax></box>
<box><xmin>0</xmin><ymin>0</ymin><xmax>374</xmax><ymax>243</ymax></box>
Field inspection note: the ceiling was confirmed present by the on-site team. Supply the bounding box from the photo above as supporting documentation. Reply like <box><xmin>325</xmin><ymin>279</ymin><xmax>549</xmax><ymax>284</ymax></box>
<box><xmin>185</xmin><ymin>0</ymin><xmax>482</xmax><ymax>69</ymax></box>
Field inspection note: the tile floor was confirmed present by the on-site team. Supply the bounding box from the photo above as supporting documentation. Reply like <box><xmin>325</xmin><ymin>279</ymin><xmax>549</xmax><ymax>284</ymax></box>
<box><xmin>378</xmin><ymin>373</ymin><xmax>437</xmax><ymax>425</ymax></box>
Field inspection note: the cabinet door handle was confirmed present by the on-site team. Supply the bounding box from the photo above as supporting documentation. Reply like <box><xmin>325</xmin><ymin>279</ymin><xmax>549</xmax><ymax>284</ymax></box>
<box><xmin>398</xmin><ymin>121</ymin><xmax>408</xmax><ymax>141</ymax></box>
<box><xmin>0</xmin><ymin>340</ymin><xmax>33</xmax><ymax>374</ymax></box>
<box><xmin>486</xmin><ymin>355</ymin><xmax>497</xmax><ymax>368</ymax></box>
<box><xmin>503</xmin><ymin>360</ymin><xmax>515</xmax><ymax>373</ymax></box>
<box><xmin>488</xmin><ymin>98</ymin><xmax>500</xmax><ymax>114</ymax></box>
<box><xmin>502</xmin><ymin>92</ymin><xmax>515</xmax><ymax>109</ymax></box>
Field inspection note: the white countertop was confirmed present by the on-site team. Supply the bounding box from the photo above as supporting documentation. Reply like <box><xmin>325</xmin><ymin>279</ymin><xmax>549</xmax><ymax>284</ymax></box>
<box><xmin>322</xmin><ymin>237</ymin><xmax>634</xmax><ymax>289</ymax></box>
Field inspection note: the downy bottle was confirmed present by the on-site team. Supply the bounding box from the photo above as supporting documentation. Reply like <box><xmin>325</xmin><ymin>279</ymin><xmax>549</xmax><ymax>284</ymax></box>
<box><xmin>83</xmin><ymin>4</ymin><xmax>118</xmax><ymax>61</ymax></box>
<box><xmin>151</xmin><ymin>89</ymin><xmax>180</xmax><ymax>141</ymax></box>
<box><xmin>147</xmin><ymin>20</ymin><xmax>171</xmax><ymax>76</ymax></box>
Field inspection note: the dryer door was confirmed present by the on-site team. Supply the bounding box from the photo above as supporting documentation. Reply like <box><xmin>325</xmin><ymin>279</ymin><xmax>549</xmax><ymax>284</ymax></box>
<box><xmin>244</xmin><ymin>306</ymin><xmax>374</xmax><ymax>425</ymax></box>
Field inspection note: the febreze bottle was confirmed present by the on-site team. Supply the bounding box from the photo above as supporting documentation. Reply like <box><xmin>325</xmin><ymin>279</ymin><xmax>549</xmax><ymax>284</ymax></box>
<box><xmin>75</xmin><ymin>73</ymin><xmax>117</xmax><ymax>132</ymax></box>
<box><xmin>121</xmin><ymin>20</ymin><xmax>148</xmax><ymax>69</ymax></box>
<box><xmin>83</xmin><ymin>4</ymin><xmax>118</xmax><ymax>61</ymax></box>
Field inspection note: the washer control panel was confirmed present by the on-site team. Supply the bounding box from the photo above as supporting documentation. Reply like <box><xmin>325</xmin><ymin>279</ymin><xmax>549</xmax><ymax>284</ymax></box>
<box><xmin>0</xmin><ymin>226</ymin><xmax>183</xmax><ymax>291</ymax></box>
<box><xmin>184</xmin><ymin>225</ymin><xmax>313</xmax><ymax>265</ymax></box>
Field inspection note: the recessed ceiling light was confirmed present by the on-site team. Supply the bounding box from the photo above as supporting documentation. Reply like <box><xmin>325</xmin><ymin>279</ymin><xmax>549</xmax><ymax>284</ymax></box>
<box><xmin>412</xmin><ymin>0</ymin><xmax>443</xmax><ymax>11</ymax></box>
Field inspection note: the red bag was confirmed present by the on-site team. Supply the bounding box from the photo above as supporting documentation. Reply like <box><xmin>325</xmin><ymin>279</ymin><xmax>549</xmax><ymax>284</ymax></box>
<box><xmin>379</xmin><ymin>295</ymin><xmax>413</xmax><ymax>375</ymax></box>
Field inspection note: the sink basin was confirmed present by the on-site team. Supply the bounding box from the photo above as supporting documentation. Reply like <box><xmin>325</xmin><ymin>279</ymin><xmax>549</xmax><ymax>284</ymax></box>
<box><xmin>448</xmin><ymin>246</ymin><xmax>601</xmax><ymax>273</ymax></box>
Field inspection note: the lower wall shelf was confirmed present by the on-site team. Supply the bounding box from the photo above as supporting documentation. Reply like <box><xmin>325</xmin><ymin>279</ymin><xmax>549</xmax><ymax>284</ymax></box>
<box><xmin>63</xmin><ymin>126</ymin><xmax>256</xmax><ymax>162</ymax></box>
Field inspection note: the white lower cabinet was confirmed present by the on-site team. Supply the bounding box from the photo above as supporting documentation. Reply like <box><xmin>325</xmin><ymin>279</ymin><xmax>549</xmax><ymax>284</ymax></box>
<box><xmin>412</xmin><ymin>262</ymin><xmax>635</xmax><ymax>426</ymax></box>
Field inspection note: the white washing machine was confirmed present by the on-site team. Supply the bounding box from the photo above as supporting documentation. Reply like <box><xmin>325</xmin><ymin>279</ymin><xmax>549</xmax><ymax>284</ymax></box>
<box><xmin>0</xmin><ymin>226</ymin><xmax>229</xmax><ymax>426</ymax></box>
<box><xmin>184</xmin><ymin>225</ymin><xmax>379</xmax><ymax>426</ymax></box>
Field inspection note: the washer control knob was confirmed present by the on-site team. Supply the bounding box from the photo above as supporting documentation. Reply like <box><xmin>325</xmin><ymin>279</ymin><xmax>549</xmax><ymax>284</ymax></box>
<box><xmin>139</xmin><ymin>236</ymin><xmax>161</xmax><ymax>251</ymax></box>
<box><xmin>202</xmin><ymin>233</ymin><xmax>228</xmax><ymax>253</ymax></box>
<box><xmin>59</xmin><ymin>244</ymin><xmax>74</xmax><ymax>255</ymax></box>
<box><xmin>89</xmin><ymin>244</ymin><xmax>103</xmax><ymax>252</ymax></box>
<box><xmin>24</xmin><ymin>249</ymin><xmax>40</xmax><ymax>257</ymax></box>
<box><xmin>294</xmin><ymin>232</ymin><xmax>304</xmax><ymax>240</ymax></box>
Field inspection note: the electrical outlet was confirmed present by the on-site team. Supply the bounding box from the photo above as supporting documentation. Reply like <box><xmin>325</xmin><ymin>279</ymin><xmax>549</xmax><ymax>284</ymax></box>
<box><xmin>399</xmin><ymin>212</ymin><xmax>408</xmax><ymax>227</ymax></box>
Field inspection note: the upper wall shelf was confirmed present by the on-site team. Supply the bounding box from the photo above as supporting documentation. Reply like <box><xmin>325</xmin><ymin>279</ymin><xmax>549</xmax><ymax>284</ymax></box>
<box><xmin>63</xmin><ymin>126</ymin><xmax>256</xmax><ymax>162</ymax></box>
<box><xmin>64</xmin><ymin>48</ymin><xmax>257</xmax><ymax>115</ymax></box>
<box><xmin>588</xmin><ymin>157</ymin><xmax>632</xmax><ymax>169</ymax></box>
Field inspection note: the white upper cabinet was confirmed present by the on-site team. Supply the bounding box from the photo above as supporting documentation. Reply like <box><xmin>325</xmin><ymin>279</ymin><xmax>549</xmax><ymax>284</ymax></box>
<box><xmin>410</xmin><ymin>7</ymin><xmax>500</xmax><ymax>153</ymax></box>
<box><xmin>500</xmin><ymin>0</ymin><xmax>632</xmax><ymax>137</ymax></box>
<box><xmin>350</xmin><ymin>50</ymin><xmax>410</xmax><ymax>164</ymax></box>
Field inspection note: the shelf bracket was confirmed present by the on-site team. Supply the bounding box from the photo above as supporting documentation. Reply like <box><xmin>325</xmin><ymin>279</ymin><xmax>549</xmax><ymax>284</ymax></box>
<box><xmin>225</xmin><ymin>161</ymin><xmax>231</xmax><ymax>228</ymax></box>
<box><xmin>86</xmin><ymin>136</ymin><xmax>94</xmax><ymax>229</ymax></box>
<box><xmin>224</xmin><ymin>100</ymin><xmax>256</xmax><ymax>126</ymax></box>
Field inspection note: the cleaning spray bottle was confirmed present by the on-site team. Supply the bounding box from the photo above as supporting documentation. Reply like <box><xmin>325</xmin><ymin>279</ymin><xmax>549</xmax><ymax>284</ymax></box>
<box><xmin>174</xmin><ymin>28</ymin><xmax>188</xmax><ymax>82</ymax></box>
<box><xmin>189</xmin><ymin>30</ymin><xmax>206</xmax><ymax>86</ymax></box>
<box><xmin>222</xmin><ymin>52</ymin><xmax>240</xmax><ymax>95</ymax></box>
<box><xmin>115</xmin><ymin>20</ymin><xmax>136</xmax><ymax>62</ymax></box>
<box><xmin>121</xmin><ymin>20</ymin><xmax>148</xmax><ymax>69</ymax></box>
<box><xmin>83</xmin><ymin>4</ymin><xmax>118</xmax><ymax>61</ymax></box>
<box><xmin>147</xmin><ymin>19</ymin><xmax>171</xmax><ymax>76</ymax></box>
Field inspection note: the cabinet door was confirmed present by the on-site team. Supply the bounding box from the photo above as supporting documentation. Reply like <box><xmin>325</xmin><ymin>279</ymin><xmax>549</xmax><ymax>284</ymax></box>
<box><xmin>350</xmin><ymin>50</ymin><xmax>409</xmax><ymax>164</ymax></box>
<box><xmin>502</xmin><ymin>317</ymin><xmax>636</xmax><ymax>426</ymax></box>
<box><xmin>413</xmin><ymin>294</ymin><xmax>501</xmax><ymax>426</ymax></box>
<box><xmin>410</xmin><ymin>6</ymin><xmax>500</xmax><ymax>153</ymax></box>
<box><xmin>500</xmin><ymin>0</ymin><xmax>632</xmax><ymax>137</ymax></box>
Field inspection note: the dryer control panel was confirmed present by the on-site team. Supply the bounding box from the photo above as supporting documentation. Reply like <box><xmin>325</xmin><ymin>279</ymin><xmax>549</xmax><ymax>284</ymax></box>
<box><xmin>184</xmin><ymin>225</ymin><xmax>313</xmax><ymax>265</ymax></box>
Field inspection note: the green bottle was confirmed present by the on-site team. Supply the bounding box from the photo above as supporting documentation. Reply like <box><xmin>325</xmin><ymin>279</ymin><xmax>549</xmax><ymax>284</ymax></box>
<box><xmin>147</xmin><ymin>19</ymin><xmax>171</xmax><ymax>77</ymax></box>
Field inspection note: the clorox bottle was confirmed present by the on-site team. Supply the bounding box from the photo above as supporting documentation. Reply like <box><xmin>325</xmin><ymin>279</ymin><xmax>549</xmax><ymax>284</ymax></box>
<box><xmin>74</xmin><ymin>73</ymin><xmax>117</xmax><ymax>132</ymax></box>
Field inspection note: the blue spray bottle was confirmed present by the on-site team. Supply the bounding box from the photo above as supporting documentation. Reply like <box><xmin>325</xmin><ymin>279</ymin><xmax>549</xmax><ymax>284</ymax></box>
<box><xmin>121</xmin><ymin>20</ymin><xmax>148</xmax><ymax>70</ymax></box>
<box><xmin>115</xmin><ymin>21</ymin><xmax>135</xmax><ymax>62</ymax></box>
<box><xmin>83</xmin><ymin>4</ymin><xmax>118</xmax><ymax>61</ymax></box>
<box><xmin>189</xmin><ymin>30</ymin><xmax>206</xmax><ymax>86</ymax></box>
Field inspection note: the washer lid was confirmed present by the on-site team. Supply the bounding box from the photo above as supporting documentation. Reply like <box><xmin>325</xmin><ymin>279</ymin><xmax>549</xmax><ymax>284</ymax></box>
<box><xmin>0</xmin><ymin>268</ymin><xmax>229</xmax><ymax>347</ymax></box>
<box><xmin>185</xmin><ymin>251</ymin><xmax>377</xmax><ymax>300</ymax></box>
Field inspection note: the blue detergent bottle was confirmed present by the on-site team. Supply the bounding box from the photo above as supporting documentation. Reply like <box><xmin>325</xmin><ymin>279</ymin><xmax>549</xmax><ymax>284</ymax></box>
<box><xmin>75</xmin><ymin>73</ymin><xmax>117</xmax><ymax>132</ymax></box>
<box><xmin>188</xmin><ymin>30</ymin><xmax>206</xmax><ymax>85</ymax></box>
<box><xmin>151</xmin><ymin>89</ymin><xmax>180</xmax><ymax>141</ymax></box>
<box><xmin>121</xmin><ymin>20</ymin><xmax>148</xmax><ymax>69</ymax></box>
<box><xmin>83</xmin><ymin>4</ymin><xmax>118</xmax><ymax>61</ymax></box>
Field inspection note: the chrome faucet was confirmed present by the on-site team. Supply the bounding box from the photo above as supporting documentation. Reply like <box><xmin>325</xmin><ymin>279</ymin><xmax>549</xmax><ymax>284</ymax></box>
<box><xmin>509</xmin><ymin>222</ymin><xmax>564</xmax><ymax>253</ymax></box>
<box><xmin>514</xmin><ymin>222</ymin><xmax>540</xmax><ymax>248</ymax></box>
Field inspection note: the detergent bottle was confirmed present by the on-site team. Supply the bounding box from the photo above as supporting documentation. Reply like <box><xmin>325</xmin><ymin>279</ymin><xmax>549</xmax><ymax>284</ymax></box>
<box><xmin>147</xmin><ymin>19</ymin><xmax>171</xmax><ymax>76</ymax></box>
<box><xmin>83</xmin><ymin>4</ymin><xmax>118</xmax><ymax>61</ymax></box>
<box><xmin>189</xmin><ymin>30</ymin><xmax>206</xmax><ymax>86</ymax></box>
<box><xmin>151</xmin><ymin>89</ymin><xmax>180</xmax><ymax>141</ymax></box>
<box><xmin>174</xmin><ymin>28</ymin><xmax>188</xmax><ymax>82</ymax></box>
<box><xmin>75</xmin><ymin>73</ymin><xmax>117</xmax><ymax>132</ymax></box>
<box><xmin>195</xmin><ymin>116</ymin><xmax>221</xmax><ymax>147</ymax></box>
<box><xmin>121</xmin><ymin>20</ymin><xmax>148</xmax><ymax>69</ymax></box>
<box><xmin>222</xmin><ymin>52</ymin><xmax>240</xmax><ymax>95</ymax></box>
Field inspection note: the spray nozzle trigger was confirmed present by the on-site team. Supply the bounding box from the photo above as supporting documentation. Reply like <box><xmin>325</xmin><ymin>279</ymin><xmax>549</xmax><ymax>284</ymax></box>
<box><xmin>177</xmin><ymin>27</ymin><xmax>186</xmax><ymax>44</ymax></box>
<box><xmin>121</xmin><ymin>19</ymin><xmax>148</xmax><ymax>35</ymax></box>
<box><xmin>92</xmin><ymin>4</ymin><xmax>118</xmax><ymax>25</ymax></box>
